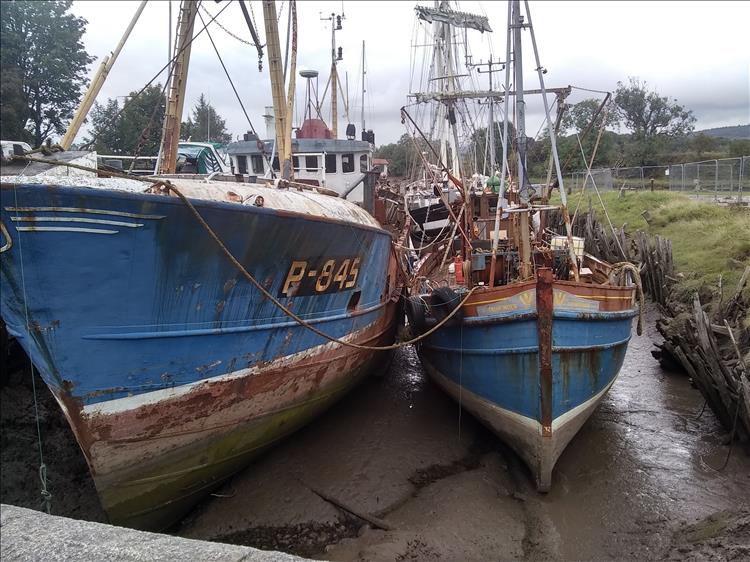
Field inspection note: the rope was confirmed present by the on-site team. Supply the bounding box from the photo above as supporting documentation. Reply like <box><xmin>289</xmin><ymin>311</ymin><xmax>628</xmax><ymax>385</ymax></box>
<box><xmin>11</xmin><ymin>181</ymin><xmax>52</xmax><ymax>514</ymax></box>
<box><xmin>610</xmin><ymin>261</ymin><xmax>644</xmax><ymax>336</ymax></box>
<box><xmin>7</xmin><ymin>155</ymin><xmax>477</xmax><ymax>351</ymax></box>
<box><xmin>570</xmin><ymin>85</ymin><xmax>611</xmax><ymax>95</ymax></box>
<box><xmin>165</xmin><ymin>180</ymin><xmax>479</xmax><ymax>351</ymax></box>
<box><xmin>575</xmin><ymin>134</ymin><xmax>627</xmax><ymax>260</ymax></box>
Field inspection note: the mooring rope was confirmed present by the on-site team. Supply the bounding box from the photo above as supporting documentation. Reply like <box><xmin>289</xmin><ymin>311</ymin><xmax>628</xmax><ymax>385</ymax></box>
<box><xmin>611</xmin><ymin>261</ymin><xmax>644</xmax><ymax>336</ymax></box>
<box><xmin>7</xmin><ymin>155</ymin><xmax>475</xmax><ymax>351</ymax></box>
<box><xmin>164</xmin><ymin>180</ymin><xmax>479</xmax><ymax>351</ymax></box>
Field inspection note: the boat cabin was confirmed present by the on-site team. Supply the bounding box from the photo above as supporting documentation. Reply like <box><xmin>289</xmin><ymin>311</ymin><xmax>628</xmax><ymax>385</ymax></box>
<box><xmin>226</xmin><ymin>136</ymin><xmax>373</xmax><ymax>204</ymax></box>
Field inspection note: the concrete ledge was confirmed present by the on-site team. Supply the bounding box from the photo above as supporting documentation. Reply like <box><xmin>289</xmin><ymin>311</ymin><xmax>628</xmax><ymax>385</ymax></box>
<box><xmin>0</xmin><ymin>504</ymin><xmax>310</xmax><ymax>562</ymax></box>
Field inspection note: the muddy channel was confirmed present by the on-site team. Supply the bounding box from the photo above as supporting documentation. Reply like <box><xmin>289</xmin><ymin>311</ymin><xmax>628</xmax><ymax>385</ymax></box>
<box><xmin>2</xmin><ymin>308</ymin><xmax>749</xmax><ymax>560</ymax></box>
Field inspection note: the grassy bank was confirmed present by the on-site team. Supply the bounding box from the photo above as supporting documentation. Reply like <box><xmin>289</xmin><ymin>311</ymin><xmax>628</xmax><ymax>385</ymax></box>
<box><xmin>555</xmin><ymin>190</ymin><xmax>750</xmax><ymax>299</ymax></box>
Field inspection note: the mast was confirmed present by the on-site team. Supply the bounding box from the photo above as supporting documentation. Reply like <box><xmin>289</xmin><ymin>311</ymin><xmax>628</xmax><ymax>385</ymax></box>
<box><xmin>488</xmin><ymin>60</ymin><xmax>495</xmax><ymax>175</ymax></box>
<box><xmin>284</xmin><ymin>0</ymin><xmax>297</xmax><ymax>181</ymax></box>
<box><xmin>361</xmin><ymin>41</ymin><xmax>366</xmax><ymax>134</ymax></box>
<box><xmin>472</xmin><ymin>56</ymin><xmax>505</xmax><ymax>176</ymax></box>
<box><xmin>158</xmin><ymin>1</ymin><xmax>198</xmax><ymax>174</ymax></box>
<box><xmin>510</xmin><ymin>1</ymin><xmax>532</xmax><ymax>278</ymax></box>
<box><xmin>413</xmin><ymin>2</ymin><xmax>491</xmax><ymax>179</ymax></box>
<box><xmin>488</xmin><ymin>1</ymin><xmax>513</xmax><ymax>287</ymax></box>
<box><xmin>320</xmin><ymin>11</ymin><xmax>344</xmax><ymax>138</ymax></box>
<box><xmin>512</xmin><ymin>0</ymin><xmax>527</xmax><ymax>195</ymax></box>
<box><xmin>262</xmin><ymin>0</ymin><xmax>290</xmax><ymax>180</ymax></box>
<box><xmin>331</xmin><ymin>17</ymin><xmax>337</xmax><ymax>138</ymax></box>
<box><xmin>60</xmin><ymin>0</ymin><xmax>148</xmax><ymax>150</ymax></box>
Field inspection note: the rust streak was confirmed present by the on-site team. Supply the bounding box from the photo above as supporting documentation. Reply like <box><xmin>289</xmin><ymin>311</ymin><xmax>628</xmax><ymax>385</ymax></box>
<box><xmin>536</xmin><ymin>268</ymin><xmax>554</xmax><ymax>436</ymax></box>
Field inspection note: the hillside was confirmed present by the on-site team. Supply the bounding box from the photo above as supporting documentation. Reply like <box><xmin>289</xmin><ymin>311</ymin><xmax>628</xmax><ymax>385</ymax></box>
<box><xmin>693</xmin><ymin>124</ymin><xmax>749</xmax><ymax>140</ymax></box>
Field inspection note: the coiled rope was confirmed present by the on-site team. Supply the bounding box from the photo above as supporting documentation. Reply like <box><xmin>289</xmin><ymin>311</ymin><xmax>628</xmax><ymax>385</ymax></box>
<box><xmin>611</xmin><ymin>261</ymin><xmax>644</xmax><ymax>336</ymax></box>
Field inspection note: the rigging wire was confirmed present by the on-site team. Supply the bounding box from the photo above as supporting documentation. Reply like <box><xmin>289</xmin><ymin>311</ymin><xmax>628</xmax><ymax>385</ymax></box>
<box><xmin>571</xmin><ymin>85</ymin><xmax>611</xmax><ymax>95</ymax></box>
<box><xmin>82</xmin><ymin>0</ymin><xmax>233</xmax><ymax>150</ymax></box>
<box><xmin>196</xmin><ymin>10</ymin><xmax>265</xmax><ymax>145</ymax></box>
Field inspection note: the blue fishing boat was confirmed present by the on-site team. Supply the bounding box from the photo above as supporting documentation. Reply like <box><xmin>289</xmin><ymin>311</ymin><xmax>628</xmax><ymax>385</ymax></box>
<box><xmin>0</xmin><ymin>0</ymin><xmax>402</xmax><ymax>529</ymax></box>
<box><xmin>0</xmin><ymin>175</ymin><xmax>400</xmax><ymax>528</ymax></box>
<box><xmin>403</xmin><ymin>0</ymin><xmax>640</xmax><ymax>490</ymax></box>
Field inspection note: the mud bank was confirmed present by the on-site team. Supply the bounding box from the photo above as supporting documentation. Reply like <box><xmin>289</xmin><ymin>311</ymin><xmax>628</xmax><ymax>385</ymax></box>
<box><xmin>1</xmin><ymin>308</ymin><xmax>749</xmax><ymax>560</ymax></box>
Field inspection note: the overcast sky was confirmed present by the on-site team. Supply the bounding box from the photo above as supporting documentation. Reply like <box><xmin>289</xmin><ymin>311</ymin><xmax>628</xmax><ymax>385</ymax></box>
<box><xmin>69</xmin><ymin>0</ymin><xmax>750</xmax><ymax>146</ymax></box>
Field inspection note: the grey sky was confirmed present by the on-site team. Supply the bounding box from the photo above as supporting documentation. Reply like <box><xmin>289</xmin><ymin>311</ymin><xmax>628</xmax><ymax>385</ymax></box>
<box><xmin>70</xmin><ymin>1</ymin><xmax>749</xmax><ymax>146</ymax></box>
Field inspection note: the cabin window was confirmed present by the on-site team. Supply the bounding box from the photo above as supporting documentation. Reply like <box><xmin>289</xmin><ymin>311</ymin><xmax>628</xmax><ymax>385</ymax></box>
<box><xmin>359</xmin><ymin>154</ymin><xmax>369</xmax><ymax>172</ymax></box>
<box><xmin>251</xmin><ymin>154</ymin><xmax>264</xmax><ymax>174</ymax></box>
<box><xmin>292</xmin><ymin>156</ymin><xmax>300</xmax><ymax>170</ymax></box>
<box><xmin>305</xmin><ymin>155</ymin><xmax>319</xmax><ymax>172</ymax></box>
<box><xmin>325</xmin><ymin>153</ymin><xmax>337</xmax><ymax>173</ymax></box>
<box><xmin>342</xmin><ymin>153</ymin><xmax>354</xmax><ymax>173</ymax></box>
<box><xmin>236</xmin><ymin>155</ymin><xmax>248</xmax><ymax>174</ymax></box>
<box><xmin>272</xmin><ymin>156</ymin><xmax>280</xmax><ymax>172</ymax></box>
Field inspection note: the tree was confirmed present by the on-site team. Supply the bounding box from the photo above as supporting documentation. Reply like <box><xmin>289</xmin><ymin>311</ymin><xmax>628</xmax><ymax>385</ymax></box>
<box><xmin>0</xmin><ymin>1</ymin><xmax>93</xmax><ymax>146</ymax></box>
<box><xmin>690</xmin><ymin>133</ymin><xmax>718</xmax><ymax>160</ymax></box>
<box><xmin>561</xmin><ymin>99</ymin><xmax>619</xmax><ymax>136</ymax></box>
<box><xmin>375</xmin><ymin>133</ymin><xmax>429</xmax><ymax>177</ymax></box>
<box><xmin>181</xmin><ymin>94</ymin><xmax>232</xmax><ymax>144</ymax></box>
<box><xmin>614</xmin><ymin>77</ymin><xmax>695</xmax><ymax>166</ymax></box>
<box><xmin>85</xmin><ymin>85</ymin><xmax>166</xmax><ymax>155</ymax></box>
<box><xmin>615</xmin><ymin>77</ymin><xmax>696</xmax><ymax>137</ymax></box>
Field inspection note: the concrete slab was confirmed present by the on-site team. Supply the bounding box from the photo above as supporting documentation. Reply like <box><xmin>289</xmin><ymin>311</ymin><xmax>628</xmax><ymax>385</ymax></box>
<box><xmin>0</xmin><ymin>504</ymin><xmax>310</xmax><ymax>562</ymax></box>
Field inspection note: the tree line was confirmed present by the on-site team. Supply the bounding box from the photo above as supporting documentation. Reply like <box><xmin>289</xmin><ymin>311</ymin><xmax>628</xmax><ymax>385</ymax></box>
<box><xmin>1</xmin><ymin>1</ymin><xmax>233</xmax><ymax>153</ymax></box>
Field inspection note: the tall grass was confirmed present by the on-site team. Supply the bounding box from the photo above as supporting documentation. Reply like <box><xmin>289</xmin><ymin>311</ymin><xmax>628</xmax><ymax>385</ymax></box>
<box><xmin>557</xmin><ymin>190</ymin><xmax>750</xmax><ymax>297</ymax></box>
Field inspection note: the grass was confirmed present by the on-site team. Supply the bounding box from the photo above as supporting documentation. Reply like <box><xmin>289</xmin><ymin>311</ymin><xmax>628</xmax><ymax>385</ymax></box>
<box><xmin>552</xmin><ymin>190</ymin><xmax>750</xmax><ymax>300</ymax></box>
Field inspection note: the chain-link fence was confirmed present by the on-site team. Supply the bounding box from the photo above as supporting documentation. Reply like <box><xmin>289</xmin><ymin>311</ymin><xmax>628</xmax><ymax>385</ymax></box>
<box><xmin>571</xmin><ymin>165</ymin><xmax>669</xmax><ymax>192</ymax></box>
<box><xmin>668</xmin><ymin>156</ymin><xmax>748</xmax><ymax>202</ymax></box>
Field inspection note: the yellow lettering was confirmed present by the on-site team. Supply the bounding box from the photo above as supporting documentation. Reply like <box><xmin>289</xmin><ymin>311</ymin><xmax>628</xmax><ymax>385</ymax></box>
<box><xmin>282</xmin><ymin>261</ymin><xmax>307</xmax><ymax>295</ymax></box>
<box><xmin>345</xmin><ymin>257</ymin><xmax>361</xmax><ymax>288</ymax></box>
<box><xmin>316</xmin><ymin>260</ymin><xmax>335</xmax><ymax>291</ymax></box>
<box><xmin>334</xmin><ymin>259</ymin><xmax>350</xmax><ymax>290</ymax></box>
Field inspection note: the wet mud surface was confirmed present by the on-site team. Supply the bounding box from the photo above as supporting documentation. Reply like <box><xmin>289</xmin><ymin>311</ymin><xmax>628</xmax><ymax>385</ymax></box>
<box><xmin>2</xmin><ymin>308</ymin><xmax>749</xmax><ymax>560</ymax></box>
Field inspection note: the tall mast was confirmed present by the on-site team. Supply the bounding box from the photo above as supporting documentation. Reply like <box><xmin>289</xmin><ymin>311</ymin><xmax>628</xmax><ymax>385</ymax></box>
<box><xmin>262</xmin><ymin>0</ymin><xmax>290</xmax><ymax>180</ymax></box>
<box><xmin>472</xmin><ymin>56</ymin><xmax>504</xmax><ymax>175</ymax></box>
<box><xmin>361</xmin><ymin>41</ymin><xmax>366</xmax><ymax>133</ymax></box>
<box><xmin>284</xmin><ymin>0</ymin><xmax>297</xmax><ymax>180</ymax></box>
<box><xmin>412</xmin><ymin>2</ymin><xmax>491</xmax><ymax>178</ymax></box>
<box><xmin>158</xmin><ymin>1</ymin><xmax>198</xmax><ymax>174</ymax></box>
<box><xmin>331</xmin><ymin>17</ymin><xmax>337</xmax><ymax>138</ymax></box>
<box><xmin>512</xmin><ymin>0</ymin><xmax>527</xmax><ymax>194</ymax></box>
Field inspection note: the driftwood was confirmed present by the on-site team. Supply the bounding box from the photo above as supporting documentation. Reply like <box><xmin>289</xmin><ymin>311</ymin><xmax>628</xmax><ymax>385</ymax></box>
<box><xmin>306</xmin><ymin>484</ymin><xmax>394</xmax><ymax>531</ymax></box>
<box><xmin>656</xmin><ymin>267</ymin><xmax>750</xmax><ymax>441</ymax></box>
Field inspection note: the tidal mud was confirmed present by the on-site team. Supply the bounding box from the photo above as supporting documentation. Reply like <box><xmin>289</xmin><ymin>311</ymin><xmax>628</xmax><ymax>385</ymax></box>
<box><xmin>2</xmin><ymin>307</ymin><xmax>749</xmax><ymax>560</ymax></box>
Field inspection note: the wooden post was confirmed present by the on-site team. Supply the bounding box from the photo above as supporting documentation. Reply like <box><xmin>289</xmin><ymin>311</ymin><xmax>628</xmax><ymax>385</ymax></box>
<box><xmin>519</xmin><ymin>208</ymin><xmax>532</xmax><ymax>278</ymax></box>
